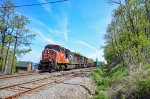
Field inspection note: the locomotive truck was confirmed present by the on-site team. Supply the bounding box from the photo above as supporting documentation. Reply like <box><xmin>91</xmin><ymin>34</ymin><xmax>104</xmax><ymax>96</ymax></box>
<box><xmin>38</xmin><ymin>44</ymin><xmax>89</xmax><ymax>72</ymax></box>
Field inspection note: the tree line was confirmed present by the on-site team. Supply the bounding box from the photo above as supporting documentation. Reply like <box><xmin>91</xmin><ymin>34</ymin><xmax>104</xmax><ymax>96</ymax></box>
<box><xmin>104</xmin><ymin>0</ymin><xmax>150</xmax><ymax>69</ymax></box>
<box><xmin>91</xmin><ymin>1</ymin><xmax>150</xmax><ymax>98</ymax></box>
<box><xmin>0</xmin><ymin>0</ymin><xmax>35</xmax><ymax>73</ymax></box>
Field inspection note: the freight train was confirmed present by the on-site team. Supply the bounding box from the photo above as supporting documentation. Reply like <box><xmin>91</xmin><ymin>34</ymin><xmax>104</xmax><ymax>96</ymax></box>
<box><xmin>38</xmin><ymin>44</ymin><xmax>91</xmax><ymax>72</ymax></box>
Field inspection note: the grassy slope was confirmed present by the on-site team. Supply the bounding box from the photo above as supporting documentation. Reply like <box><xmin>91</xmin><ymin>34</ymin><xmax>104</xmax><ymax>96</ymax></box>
<box><xmin>91</xmin><ymin>64</ymin><xmax>150</xmax><ymax>99</ymax></box>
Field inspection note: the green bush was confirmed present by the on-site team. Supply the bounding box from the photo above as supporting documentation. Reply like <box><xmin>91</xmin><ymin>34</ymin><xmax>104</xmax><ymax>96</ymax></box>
<box><xmin>91</xmin><ymin>69</ymin><xmax>104</xmax><ymax>84</ymax></box>
<box><xmin>91</xmin><ymin>68</ymin><xmax>110</xmax><ymax>90</ymax></box>
<box><xmin>93</xmin><ymin>69</ymin><xmax>104</xmax><ymax>75</ymax></box>
<box><xmin>93</xmin><ymin>92</ymin><xmax>110</xmax><ymax>99</ymax></box>
<box><xmin>98</xmin><ymin>77</ymin><xmax>111</xmax><ymax>90</ymax></box>
<box><xmin>91</xmin><ymin>63</ymin><xmax>150</xmax><ymax>98</ymax></box>
<box><xmin>143</xmin><ymin>64</ymin><xmax>150</xmax><ymax>69</ymax></box>
<box><xmin>109</xmin><ymin>64</ymin><xmax>124</xmax><ymax>74</ymax></box>
<box><xmin>111</xmin><ymin>66</ymin><xmax>129</xmax><ymax>80</ymax></box>
<box><xmin>135</xmin><ymin>78</ymin><xmax>150</xmax><ymax>98</ymax></box>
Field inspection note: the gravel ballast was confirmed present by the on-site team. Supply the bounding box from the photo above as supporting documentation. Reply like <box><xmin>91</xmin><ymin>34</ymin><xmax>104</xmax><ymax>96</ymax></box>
<box><xmin>0</xmin><ymin>68</ymin><xmax>96</xmax><ymax>99</ymax></box>
<box><xmin>19</xmin><ymin>69</ymin><xmax>96</xmax><ymax>99</ymax></box>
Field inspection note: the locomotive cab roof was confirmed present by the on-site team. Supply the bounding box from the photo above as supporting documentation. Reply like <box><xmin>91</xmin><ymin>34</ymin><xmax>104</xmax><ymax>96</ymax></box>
<box><xmin>45</xmin><ymin>44</ymin><xmax>61</xmax><ymax>49</ymax></box>
<box><xmin>45</xmin><ymin>44</ymin><xmax>71</xmax><ymax>52</ymax></box>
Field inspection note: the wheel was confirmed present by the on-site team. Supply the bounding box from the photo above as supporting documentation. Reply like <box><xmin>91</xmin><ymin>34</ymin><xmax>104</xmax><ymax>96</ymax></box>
<box><xmin>64</xmin><ymin>65</ymin><xmax>67</xmax><ymax>70</ymax></box>
<box><xmin>38</xmin><ymin>64</ymin><xmax>41</xmax><ymax>70</ymax></box>
<box><xmin>48</xmin><ymin>65</ymin><xmax>55</xmax><ymax>73</ymax></box>
<box><xmin>61</xmin><ymin>65</ymin><xmax>65</xmax><ymax>71</ymax></box>
<box><xmin>49</xmin><ymin>61</ymin><xmax>57</xmax><ymax>73</ymax></box>
<box><xmin>59</xmin><ymin>65</ymin><xmax>62</xmax><ymax>71</ymax></box>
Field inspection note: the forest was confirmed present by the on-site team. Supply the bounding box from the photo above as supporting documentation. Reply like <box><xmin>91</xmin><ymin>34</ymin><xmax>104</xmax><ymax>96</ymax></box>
<box><xmin>92</xmin><ymin>0</ymin><xmax>150</xmax><ymax>98</ymax></box>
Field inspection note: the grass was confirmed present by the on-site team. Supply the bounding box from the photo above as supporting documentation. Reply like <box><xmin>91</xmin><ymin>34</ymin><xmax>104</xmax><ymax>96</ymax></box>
<box><xmin>91</xmin><ymin>63</ymin><xmax>150</xmax><ymax>99</ymax></box>
<box><xmin>143</xmin><ymin>64</ymin><xmax>150</xmax><ymax>69</ymax></box>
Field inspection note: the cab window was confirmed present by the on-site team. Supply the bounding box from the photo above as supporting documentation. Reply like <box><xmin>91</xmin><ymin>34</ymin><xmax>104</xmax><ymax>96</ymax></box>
<box><xmin>53</xmin><ymin>47</ymin><xmax>60</xmax><ymax>51</ymax></box>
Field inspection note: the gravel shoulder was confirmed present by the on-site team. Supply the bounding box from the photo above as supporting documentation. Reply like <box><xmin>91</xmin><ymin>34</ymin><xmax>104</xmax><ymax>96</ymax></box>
<box><xmin>19</xmin><ymin>68</ymin><xmax>96</xmax><ymax>99</ymax></box>
<box><xmin>0</xmin><ymin>72</ymin><xmax>60</xmax><ymax>87</ymax></box>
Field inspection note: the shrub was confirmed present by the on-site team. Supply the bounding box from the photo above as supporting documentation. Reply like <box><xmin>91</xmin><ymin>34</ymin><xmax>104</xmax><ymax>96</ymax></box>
<box><xmin>143</xmin><ymin>64</ymin><xmax>150</xmax><ymax>69</ymax></box>
<box><xmin>91</xmin><ymin>68</ymin><xmax>111</xmax><ymax>90</ymax></box>
<box><xmin>111</xmin><ymin>66</ymin><xmax>129</xmax><ymax>80</ymax></box>
<box><xmin>91</xmin><ymin>63</ymin><xmax>150</xmax><ymax>98</ymax></box>
<box><xmin>135</xmin><ymin>78</ymin><xmax>150</xmax><ymax>98</ymax></box>
<box><xmin>93</xmin><ymin>92</ymin><xmax>110</xmax><ymax>99</ymax></box>
<box><xmin>91</xmin><ymin>69</ymin><xmax>104</xmax><ymax>84</ymax></box>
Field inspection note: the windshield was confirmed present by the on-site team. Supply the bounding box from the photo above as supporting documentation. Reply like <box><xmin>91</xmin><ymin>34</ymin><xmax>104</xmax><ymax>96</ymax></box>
<box><xmin>45</xmin><ymin>46</ymin><xmax>60</xmax><ymax>52</ymax></box>
<box><xmin>52</xmin><ymin>47</ymin><xmax>60</xmax><ymax>51</ymax></box>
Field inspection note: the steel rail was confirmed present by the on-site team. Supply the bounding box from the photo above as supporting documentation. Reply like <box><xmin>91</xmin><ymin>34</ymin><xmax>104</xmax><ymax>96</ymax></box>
<box><xmin>0</xmin><ymin>73</ymin><xmax>64</xmax><ymax>90</ymax></box>
<box><xmin>0</xmin><ymin>73</ymin><xmax>39</xmax><ymax>80</ymax></box>
<box><xmin>1</xmin><ymin>74</ymin><xmax>76</xmax><ymax>99</ymax></box>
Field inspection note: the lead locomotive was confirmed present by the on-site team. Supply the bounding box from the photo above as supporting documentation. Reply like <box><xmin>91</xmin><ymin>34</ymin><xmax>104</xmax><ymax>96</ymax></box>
<box><xmin>38</xmin><ymin>44</ymin><xmax>89</xmax><ymax>72</ymax></box>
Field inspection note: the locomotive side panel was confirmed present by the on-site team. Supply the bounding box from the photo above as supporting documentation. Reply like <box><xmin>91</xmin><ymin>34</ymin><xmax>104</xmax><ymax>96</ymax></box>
<box><xmin>65</xmin><ymin>51</ymin><xmax>77</xmax><ymax>69</ymax></box>
<box><xmin>82</xmin><ymin>56</ymin><xmax>88</xmax><ymax>68</ymax></box>
<box><xmin>74</xmin><ymin>53</ymin><xmax>81</xmax><ymax>68</ymax></box>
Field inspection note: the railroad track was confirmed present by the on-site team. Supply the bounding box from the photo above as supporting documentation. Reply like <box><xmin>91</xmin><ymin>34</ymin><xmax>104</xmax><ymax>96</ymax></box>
<box><xmin>0</xmin><ymin>67</ymin><xmax>95</xmax><ymax>81</ymax></box>
<box><xmin>0</xmin><ymin>70</ymin><xmax>81</xmax><ymax>99</ymax></box>
<box><xmin>0</xmin><ymin>72</ymin><xmax>40</xmax><ymax>81</ymax></box>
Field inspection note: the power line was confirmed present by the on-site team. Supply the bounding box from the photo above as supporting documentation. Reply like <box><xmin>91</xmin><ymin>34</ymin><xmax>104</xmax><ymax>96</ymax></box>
<box><xmin>1</xmin><ymin>0</ymin><xmax>69</xmax><ymax>8</ymax></box>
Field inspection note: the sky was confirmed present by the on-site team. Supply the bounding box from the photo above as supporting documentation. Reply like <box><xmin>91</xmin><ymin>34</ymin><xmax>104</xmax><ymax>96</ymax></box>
<box><xmin>1</xmin><ymin>0</ymin><xmax>116</xmax><ymax>63</ymax></box>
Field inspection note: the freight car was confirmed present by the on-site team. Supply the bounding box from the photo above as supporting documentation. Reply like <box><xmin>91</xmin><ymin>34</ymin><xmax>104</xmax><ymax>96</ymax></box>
<box><xmin>38</xmin><ymin>44</ymin><xmax>89</xmax><ymax>72</ymax></box>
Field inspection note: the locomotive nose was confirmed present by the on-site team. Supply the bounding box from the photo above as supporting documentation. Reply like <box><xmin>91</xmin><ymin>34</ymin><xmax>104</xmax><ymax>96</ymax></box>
<box><xmin>42</xmin><ymin>49</ymin><xmax>56</xmax><ymax>62</ymax></box>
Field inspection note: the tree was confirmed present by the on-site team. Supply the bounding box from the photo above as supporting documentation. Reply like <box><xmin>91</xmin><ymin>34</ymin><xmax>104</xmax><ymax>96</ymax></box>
<box><xmin>0</xmin><ymin>0</ymin><xmax>15</xmax><ymax>72</ymax></box>
<box><xmin>74</xmin><ymin>51</ymin><xmax>83</xmax><ymax>56</ymax></box>
<box><xmin>0</xmin><ymin>0</ymin><xmax>35</xmax><ymax>73</ymax></box>
<box><xmin>88</xmin><ymin>58</ymin><xmax>94</xmax><ymax>64</ymax></box>
<box><xmin>104</xmin><ymin>0</ymin><xmax>150</xmax><ymax>69</ymax></box>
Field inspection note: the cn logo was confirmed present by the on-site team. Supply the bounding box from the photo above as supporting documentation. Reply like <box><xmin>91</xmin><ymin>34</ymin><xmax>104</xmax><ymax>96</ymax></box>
<box><xmin>69</xmin><ymin>55</ymin><xmax>73</xmax><ymax>60</ymax></box>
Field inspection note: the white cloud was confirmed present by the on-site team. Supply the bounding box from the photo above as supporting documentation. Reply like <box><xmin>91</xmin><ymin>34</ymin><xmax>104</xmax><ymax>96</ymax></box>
<box><xmin>31</xmin><ymin>28</ymin><xmax>54</xmax><ymax>44</ymax></box>
<box><xmin>88</xmin><ymin>50</ymin><xmax>103</xmax><ymax>57</ymax></box>
<box><xmin>17</xmin><ymin>11</ymin><xmax>69</xmax><ymax>38</ymax></box>
<box><xmin>57</xmin><ymin>14</ymin><xmax>69</xmax><ymax>41</ymax></box>
<box><xmin>78</xmin><ymin>40</ymin><xmax>105</xmax><ymax>61</ymax></box>
<box><xmin>29</xmin><ymin>15</ymin><xmax>69</xmax><ymax>41</ymax></box>
<box><xmin>16</xmin><ymin>12</ymin><xmax>45</xmax><ymax>28</ymax></box>
<box><xmin>88</xmin><ymin>50</ymin><xmax>105</xmax><ymax>62</ymax></box>
<box><xmin>29</xmin><ymin>27</ymin><xmax>68</xmax><ymax>46</ymax></box>
<box><xmin>78</xmin><ymin>40</ymin><xmax>98</xmax><ymax>51</ymax></box>
<box><xmin>30</xmin><ymin>17</ymin><xmax>46</xmax><ymax>27</ymax></box>
<box><xmin>29</xmin><ymin>16</ymin><xmax>60</xmax><ymax>34</ymax></box>
<box><xmin>19</xmin><ymin>49</ymin><xmax>42</xmax><ymax>63</ymax></box>
<box><xmin>37</xmin><ymin>0</ymin><xmax>52</xmax><ymax>14</ymax></box>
